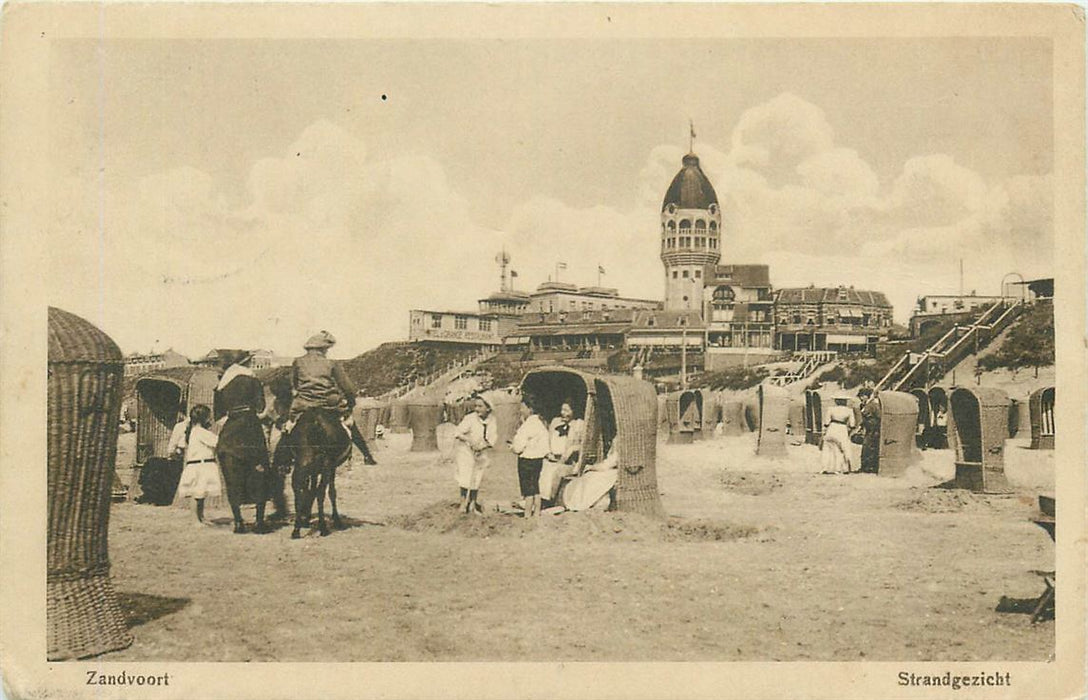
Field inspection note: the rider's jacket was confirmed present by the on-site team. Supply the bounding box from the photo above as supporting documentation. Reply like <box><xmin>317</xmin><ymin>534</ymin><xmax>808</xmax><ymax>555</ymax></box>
<box><xmin>291</xmin><ymin>351</ymin><xmax>357</xmax><ymax>414</ymax></box>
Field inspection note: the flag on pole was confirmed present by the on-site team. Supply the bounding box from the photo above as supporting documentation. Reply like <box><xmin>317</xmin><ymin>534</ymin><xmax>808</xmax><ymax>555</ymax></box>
<box><xmin>510</xmin><ymin>270</ymin><xmax>518</xmax><ymax>278</ymax></box>
<box><xmin>557</xmin><ymin>262</ymin><xmax>567</xmax><ymax>270</ymax></box>
<box><xmin>598</xmin><ymin>265</ymin><xmax>606</xmax><ymax>275</ymax></box>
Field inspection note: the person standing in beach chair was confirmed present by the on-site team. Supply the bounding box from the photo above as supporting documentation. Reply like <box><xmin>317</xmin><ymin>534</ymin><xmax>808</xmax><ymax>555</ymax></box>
<box><xmin>282</xmin><ymin>331</ymin><xmax>377</xmax><ymax>466</ymax></box>
<box><xmin>820</xmin><ymin>394</ymin><xmax>856</xmax><ymax>474</ymax></box>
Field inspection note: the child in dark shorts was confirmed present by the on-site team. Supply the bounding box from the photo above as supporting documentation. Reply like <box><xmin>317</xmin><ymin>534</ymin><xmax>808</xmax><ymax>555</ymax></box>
<box><xmin>509</xmin><ymin>393</ymin><xmax>550</xmax><ymax>517</ymax></box>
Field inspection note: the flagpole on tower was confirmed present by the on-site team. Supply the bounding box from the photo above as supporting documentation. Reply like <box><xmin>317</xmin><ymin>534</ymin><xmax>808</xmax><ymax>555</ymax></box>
<box><xmin>495</xmin><ymin>248</ymin><xmax>511</xmax><ymax>291</ymax></box>
<box><xmin>689</xmin><ymin>119</ymin><xmax>696</xmax><ymax>152</ymax></box>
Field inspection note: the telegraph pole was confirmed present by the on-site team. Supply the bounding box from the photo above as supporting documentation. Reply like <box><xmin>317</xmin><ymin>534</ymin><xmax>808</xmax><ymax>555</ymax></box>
<box><xmin>680</xmin><ymin>328</ymin><xmax>688</xmax><ymax>389</ymax></box>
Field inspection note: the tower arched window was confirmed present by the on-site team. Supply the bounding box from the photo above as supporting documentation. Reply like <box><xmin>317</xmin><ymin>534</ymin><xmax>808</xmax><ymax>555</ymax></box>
<box><xmin>694</xmin><ymin>220</ymin><xmax>707</xmax><ymax>233</ymax></box>
<box><xmin>709</xmin><ymin>221</ymin><xmax>717</xmax><ymax>233</ymax></box>
<box><xmin>712</xmin><ymin>286</ymin><xmax>736</xmax><ymax>303</ymax></box>
<box><xmin>667</xmin><ymin>221</ymin><xmax>676</xmax><ymax>233</ymax></box>
<box><xmin>679</xmin><ymin>219</ymin><xmax>691</xmax><ymax>234</ymax></box>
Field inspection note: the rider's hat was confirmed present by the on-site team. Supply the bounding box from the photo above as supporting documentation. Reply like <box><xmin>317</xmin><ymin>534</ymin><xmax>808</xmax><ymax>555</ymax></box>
<box><xmin>304</xmin><ymin>331</ymin><xmax>337</xmax><ymax>350</ymax></box>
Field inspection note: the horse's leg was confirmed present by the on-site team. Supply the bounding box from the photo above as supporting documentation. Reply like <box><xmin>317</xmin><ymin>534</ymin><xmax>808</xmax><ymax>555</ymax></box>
<box><xmin>315</xmin><ymin>470</ymin><xmax>330</xmax><ymax>536</ymax></box>
<box><xmin>329</xmin><ymin>462</ymin><xmax>344</xmax><ymax>529</ymax></box>
<box><xmin>291</xmin><ymin>463</ymin><xmax>308</xmax><ymax>539</ymax></box>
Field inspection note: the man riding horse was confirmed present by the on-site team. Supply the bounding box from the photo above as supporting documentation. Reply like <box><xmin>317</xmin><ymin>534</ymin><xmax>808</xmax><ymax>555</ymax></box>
<box><xmin>281</xmin><ymin>331</ymin><xmax>374</xmax><ymax>538</ymax></box>
<box><xmin>283</xmin><ymin>331</ymin><xmax>376</xmax><ymax>465</ymax></box>
<box><xmin>214</xmin><ymin>349</ymin><xmax>274</xmax><ymax>533</ymax></box>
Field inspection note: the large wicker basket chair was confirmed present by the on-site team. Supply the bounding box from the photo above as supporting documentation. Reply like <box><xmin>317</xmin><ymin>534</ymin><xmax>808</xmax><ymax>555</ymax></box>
<box><xmin>388</xmin><ymin>399</ymin><xmax>411</xmax><ymax>434</ymax></box>
<box><xmin>665</xmin><ymin>390</ymin><xmax>697</xmax><ymax>444</ymax></box>
<box><xmin>949</xmin><ymin>387</ymin><xmax>1012</xmax><ymax>492</ymax></box>
<box><xmin>1029</xmin><ymin>386</ymin><xmax>1055</xmax><ymax>450</ymax></box>
<box><xmin>720</xmin><ymin>399</ymin><xmax>746</xmax><ymax>436</ymax></box>
<box><xmin>700</xmin><ymin>389</ymin><xmax>722</xmax><ymax>438</ymax></box>
<box><xmin>131</xmin><ymin>367</ymin><xmax>218</xmax><ymax>501</ymax></box>
<box><xmin>756</xmin><ymin>383</ymin><xmax>788</xmax><ymax>456</ymax></box>
<box><xmin>47</xmin><ymin>307</ymin><xmax>133</xmax><ymax>660</ymax></box>
<box><xmin>407</xmin><ymin>396</ymin><xmax>443</xmax><ymax>452</ymax></box>
<box><xmin>352</xmin><ymin>397</ymin><xmax>384</xmax><ymax>441</ymax></box>
<box><xmin>520</xmin><ymin>367</ymin><xmax>663</xmax><ymax>517</ymax></box>
<box><xmin>873</xmin><ymin>390</ymin><xmax>920</xmax><ymax>477</ymax></box>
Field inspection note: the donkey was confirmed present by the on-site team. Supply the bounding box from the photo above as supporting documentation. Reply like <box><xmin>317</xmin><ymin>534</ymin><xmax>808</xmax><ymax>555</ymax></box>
<box><xmin>287</xmin><ymin>409</ymin><xmax>352</xmax><ymax>538</ymax></box>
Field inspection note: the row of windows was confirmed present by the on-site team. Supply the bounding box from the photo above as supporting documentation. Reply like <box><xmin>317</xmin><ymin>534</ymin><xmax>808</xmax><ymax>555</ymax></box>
<box><xmin>777</xmin><ymin>314</ymin><xmax>886</xmax><ymax>327</ymax></box>
<box><xmin>429</xmin><ymin>315</ymin><xmax>492</xmax><ymax>332</ymax></box>
<box><xmin>663</xmin><ymin>220</ymin><xmax>718</xmax><ymax>233</ymax></box>
<box><xmin>663</xmin><ymin>236</ymin><xmax>717</xmax><ymax>250</ymax></box>
<box><xmin>671</xmin><ymin>269</ymin><xmax>702</xmax><ymax>280</ymax></box>
<box><xmin>539</xmin><ymin>300</ymin><xmax>638</xmax><ymax>313</ymax></box>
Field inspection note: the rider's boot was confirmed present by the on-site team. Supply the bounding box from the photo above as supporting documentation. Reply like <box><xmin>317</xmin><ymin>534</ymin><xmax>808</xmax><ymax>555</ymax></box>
<box><xmin>347</xmin><ymin>421</ymin><xmax>378</xmax><ymax>465</ymax></box>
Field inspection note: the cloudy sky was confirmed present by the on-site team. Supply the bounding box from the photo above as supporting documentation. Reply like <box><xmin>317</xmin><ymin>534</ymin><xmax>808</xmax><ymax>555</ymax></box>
<box><xmin>47</xmin><ymin>37</ymin><xmax>1054</xmax><ymax>358</ymax></box>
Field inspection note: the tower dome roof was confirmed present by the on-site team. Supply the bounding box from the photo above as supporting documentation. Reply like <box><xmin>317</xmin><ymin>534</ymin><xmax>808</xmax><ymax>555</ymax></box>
<box><xmin>662</xmin><ymin>153</ymin><xmax>718</xmax><ymax>212</ymax></box>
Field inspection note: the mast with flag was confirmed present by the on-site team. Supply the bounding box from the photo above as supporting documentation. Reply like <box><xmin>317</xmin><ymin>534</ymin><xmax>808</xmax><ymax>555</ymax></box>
<box><xmin>495</xmin><ymin>248</ymin><xmax>511</xmax><ymax>291</ymax></box>
<box><xmin>597</xmin><ymin>264</ymin><xmax>606</xmax><ymax>287</ymax></box>
<box><xmin>689</xmin><ymin>119</ymin><xmax>696</xmax><ymax>152</ymax></box>
<box><xmin>555</xmin><ymin>261</ymin><xmax>567</xmax><ymax>283</ymax></box>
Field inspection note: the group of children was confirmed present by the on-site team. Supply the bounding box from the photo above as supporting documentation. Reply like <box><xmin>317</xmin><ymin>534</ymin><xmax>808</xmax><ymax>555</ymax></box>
<box><xmin>451</xmin><ymin>393</ymin><xmax>590</xmax><ymax>517</ymax></box>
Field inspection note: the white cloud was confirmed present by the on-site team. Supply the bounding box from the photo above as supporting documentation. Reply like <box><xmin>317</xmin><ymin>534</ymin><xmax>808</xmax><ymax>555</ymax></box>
<box><xmin>48</xmin><ymin>93</ymin><xmax>1053</xmax><ymax>355</ymax></box>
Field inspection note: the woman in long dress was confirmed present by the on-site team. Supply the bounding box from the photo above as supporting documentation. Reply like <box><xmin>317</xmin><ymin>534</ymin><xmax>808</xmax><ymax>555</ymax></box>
<box><xmin>452</xmin><ymin>396</ymin><xmax>497</xmax><ymax>514</ymax></box>
<box><xmin>538</xmin><ymin>401</ymin><xmax>585</xmax><ymax>503</ymax></box>
<box><xmin>821</xmin><ymin>395</ymin><xmax>856</xmax><ymax>473</ymax></box>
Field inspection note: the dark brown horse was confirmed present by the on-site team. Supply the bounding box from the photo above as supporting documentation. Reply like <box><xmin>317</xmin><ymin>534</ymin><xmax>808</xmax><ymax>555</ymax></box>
<box><xmin>288</xmin><ymin>409</ymin><xmax>352</xmax><ymax>538</ymax></box>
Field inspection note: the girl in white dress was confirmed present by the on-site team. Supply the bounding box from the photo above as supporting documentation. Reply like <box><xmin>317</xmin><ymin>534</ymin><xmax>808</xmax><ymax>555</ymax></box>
<box><xmin>452</xmin><ymin>396</ymin><xmax>498</xmax><ymax>514</ymax></box>
<box><xmin>539</xmin><ymin>401</ymin><xmax>586</xmax><ymax>503</ymax></box>
<box><xmin>173</xmin><ymin>404</ymin><xmax>222</xmax><ymax>525</ymax></box>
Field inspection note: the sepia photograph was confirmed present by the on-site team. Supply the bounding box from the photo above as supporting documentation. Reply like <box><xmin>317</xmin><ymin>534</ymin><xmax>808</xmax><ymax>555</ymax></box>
<box><xmin>1</xmin><ymin>3</ymin><xmax>1085</xmax><ymax>699</ymax></box>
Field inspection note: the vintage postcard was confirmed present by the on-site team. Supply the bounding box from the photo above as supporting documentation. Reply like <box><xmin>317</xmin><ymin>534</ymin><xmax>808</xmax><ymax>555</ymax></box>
<box><xmin>1</xmin><ymin>3</ymin><xmax>1084</xmax><ymax>699</ymax></box>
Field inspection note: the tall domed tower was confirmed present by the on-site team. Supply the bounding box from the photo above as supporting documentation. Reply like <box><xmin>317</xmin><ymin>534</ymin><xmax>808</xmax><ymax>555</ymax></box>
<box><xmin>660</xmin><ymin>152</ymin><xmax>721</xmax><ymax>312</ymax></box>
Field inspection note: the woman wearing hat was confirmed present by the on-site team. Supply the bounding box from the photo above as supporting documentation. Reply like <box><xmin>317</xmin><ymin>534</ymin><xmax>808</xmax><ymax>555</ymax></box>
<box><xmin>452</xmin><ymin>394</ymin><xmax>498</xmax><ymax>514</ymax></box>
<box><xmin>821</xmin><ymin>393</ymin><xmax>856</xmax><ymax>473</ymax></box>
<box><xmin>214</xmin><ymin>349</ymin><xmax>272</xmax><ymax>533</ymax></box>
<box><xmin>284</xmin><ymin>330</ymin><xmax>377</xmax><ymax>465</ymax></box>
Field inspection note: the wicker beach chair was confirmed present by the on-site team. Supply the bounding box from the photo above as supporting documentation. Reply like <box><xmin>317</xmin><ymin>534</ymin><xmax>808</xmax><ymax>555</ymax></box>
<box><xmin>665</xmin><ymin>390</ymin><xmax>696</xmax><ymax>444</ymax></box>
<box><xmin>130</xmin><ymin>367</ymin><xmax>219</xmax><ymax>502</ymax></box>
<box><xmin>47</xmin><ymin>307</ymin><xmax>133</xmax><ymax>660</ymax></box>
<box><xmin>521</xmin><ymin>367</ymin><xmax>663</xmax><ymax>517</ymax></box>
<box><xmin>756</xmin><ymin>383</ymin><xmax>788</xmax><ymax>457</ymax></box>
<box><xmin>352</xmin><ymin>397</ymin><xmax>384</xmax><ymax>441</ymax></box>
<box><xmin>388</xmin><ymin>399</ymin><xmax>411</xmax><ymax>434</ymax></box>
<box><xmin>720</xmin><ymin>399</ymin><xmax>746</xmax><ymax>436</ymax></box>
<box><xmin>873</xmin><ymin>390</ymin><xmax>920</xmax><ymax>477</ymax></box>
<box><xmin>948</xmin><ymin>387</ymin><xmax>1012</xmax><ymax>493</ymax></box>
<box><xmin>1029</xmin><ymin>386</ymin><xmax>1055</xmax><ymax>450</ymax></box>
<box><xmin>700</xmin><ymin>389</ymin><xmax>722</xmax><ymax>438</ymax></box>
<box><xmin>407</xmin><ymin>397</ymin><xmax>443</xmax><ymax>452</ymax></box>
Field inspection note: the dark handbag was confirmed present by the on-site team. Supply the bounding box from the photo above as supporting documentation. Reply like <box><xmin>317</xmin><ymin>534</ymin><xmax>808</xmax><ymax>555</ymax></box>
<box><xmin>850</xmin><ymin>432</ymin><xmax>864</xmax><ymax>445</ymax></box>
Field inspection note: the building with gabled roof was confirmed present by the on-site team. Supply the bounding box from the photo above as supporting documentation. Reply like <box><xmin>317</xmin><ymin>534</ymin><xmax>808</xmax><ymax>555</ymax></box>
<box><xmin>773</xmin><ymin>285</ymin><xmax>893</xmax><ymax>353</ymax></box>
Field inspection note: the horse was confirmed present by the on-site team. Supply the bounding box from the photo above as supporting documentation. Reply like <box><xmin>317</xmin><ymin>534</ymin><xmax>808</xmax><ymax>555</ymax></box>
<box><xmin>287</xmin><ymin>408</ymin><xmax>352</xmax><ymax>538</ymax></box>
